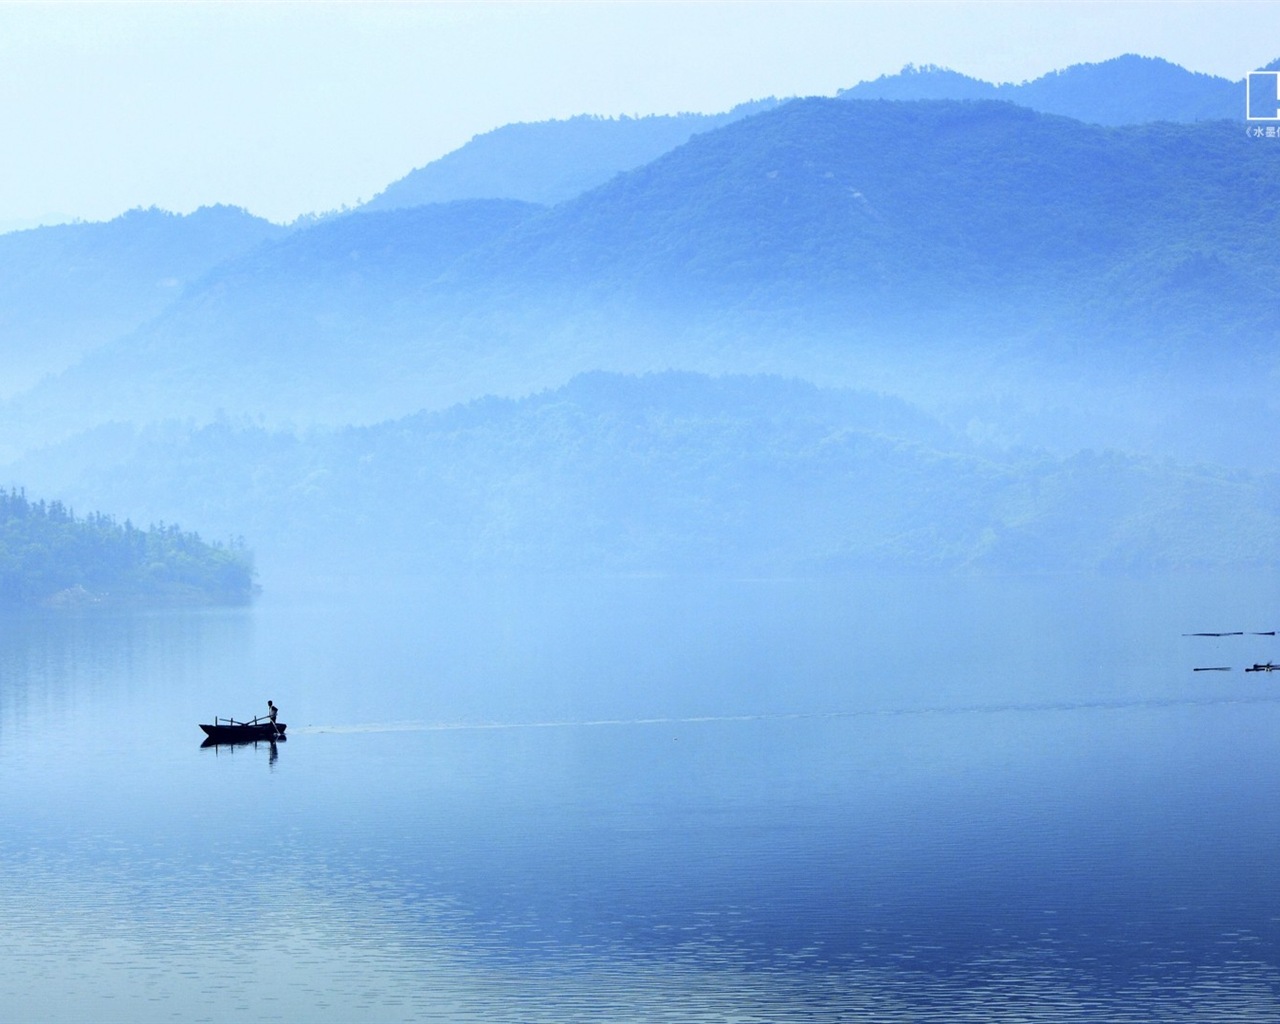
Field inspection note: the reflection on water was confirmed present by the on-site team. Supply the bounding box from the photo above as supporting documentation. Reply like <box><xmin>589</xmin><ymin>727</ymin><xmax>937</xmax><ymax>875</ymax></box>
<box><xmin>0</xmin><ymin>605</ymin><xmax>256</xmax><ymax>746</ymax></box>
<box><xmin>1</xmin><ymin>575</ymin><xmax>1279</xmax><ymax>1022</ymax></box>
<box><xmin>200</xmin><ymin>737</ymin><xmax>284</xmax><ymax>768</ymax></box>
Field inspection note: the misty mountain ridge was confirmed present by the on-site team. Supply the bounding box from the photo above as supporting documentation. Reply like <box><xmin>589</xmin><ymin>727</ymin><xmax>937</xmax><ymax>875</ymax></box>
<box><xmin>841</xmin><ymin>54</ymin><xmax>1250</xmax><ymax>124</ymax></box>
<box><xmin>0</xmin><ymin>51</ymin><xmax>1259</xmax><ymax>409</ymax></box>
<box><xmin>5</xmin><ymin>95</ymin><xmax>1275</xmax><ymax>469</ymax></box>
<box><xmin>442</xmin><ymin>98</ymin><xmax>1274</xmax><ymax>312</ymax></box>
<box><xmin>4</xmin><ymin>55</ymin><xmax>1276</xmax><ymax>581</ymax></box>
<box><xmin>364</xmin><ymin>54</ymin><xmax>1261</xmax><ymax>217</ymax></box>
<box><xmin>0</xmin><ymin>204</ymin><xmax>286</xmax><ymax>397</ymax></box>
<box><xmin>363</xmin><ymin>101</ymin><xmax>781</xmax><ymax>211</ymax></box>
<box><xmin>9</xmin><ymin>372</ymin><xmax>1277</xmax><ymax>580</ymax></box>
<box><xmin>0</xmin><ymin>199</ymin><xmax>552</xmax><ymax>451</ymax></box>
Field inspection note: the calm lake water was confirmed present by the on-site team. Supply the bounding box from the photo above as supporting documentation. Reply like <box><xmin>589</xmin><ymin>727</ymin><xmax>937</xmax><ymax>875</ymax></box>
<box><xmin>1</xmin><ymin>573</ymin><xmax>1279</xmax><ymax>1022</ymax></box>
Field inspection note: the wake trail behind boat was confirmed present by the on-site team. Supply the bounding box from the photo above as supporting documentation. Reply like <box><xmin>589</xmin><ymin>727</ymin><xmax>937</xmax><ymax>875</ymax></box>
<box><xmin>300</xmin><ymin>693</ymin><xmax>1280</xmax><ymax>736</ymax></box>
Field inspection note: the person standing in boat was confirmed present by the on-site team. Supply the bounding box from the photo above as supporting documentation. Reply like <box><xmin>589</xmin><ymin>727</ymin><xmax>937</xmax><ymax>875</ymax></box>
<box><xmin>267</xmin><ymin>700</ymin><xmax>279</xmax><ymax>734</ymax></box>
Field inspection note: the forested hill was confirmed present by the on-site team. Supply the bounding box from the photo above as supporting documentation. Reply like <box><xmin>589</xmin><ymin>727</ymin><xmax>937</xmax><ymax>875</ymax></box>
<box><xmin>840</xmin><ymin>54</ymin><xmax>1244</xmax><ymax>124</ymax></box>
<box><xmin>361</xmin><ymin>102</ymin><xmax>781</xmax><ymax>210</ymax></box>
<box><xmin>451</xmin><ymin>98</ymin><xmax>1275</xmax><ymax>321</ymax></box>
<box><xmin>0</xmin><ymin>490</ymin><xmax>255</xmax><ymax>607</ymax></box>
<box><xmin>12</xmin><ymin>373</ymin><xmax>1279</xmax><ymax>580</ymax></box>
<box><xmin>0</xmin><ymin>205</ymin><xmax>287</xmax><ymax>397</ymax></box>
<box><xmin>365</xmin><ymin>55</ymin><xmax>1253</xmax><ymax>215</ymax></box>
<box><xmin>10</xmin><ymin>97</ymin><xmax>1276</xmax><ymax>455</ymax></box>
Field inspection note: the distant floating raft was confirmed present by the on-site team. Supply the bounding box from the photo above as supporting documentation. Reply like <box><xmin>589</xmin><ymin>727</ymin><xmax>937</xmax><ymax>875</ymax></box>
<box><xmin>1193</xmin><ymin>666</ymin><xmax>1231</xmax><ymax>672</ymax></box>
<box><xmin>1182</xmin><ymin>631</ymin><xmax>1276</xmax><ymax>636</ymax></box>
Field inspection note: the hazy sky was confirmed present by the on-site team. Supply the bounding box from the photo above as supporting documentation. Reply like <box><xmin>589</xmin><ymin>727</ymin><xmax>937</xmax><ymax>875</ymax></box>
<box><xmin>1</xmin><ymin>1</ymin><xmax>1276</xmax><ymax>228</ymax></box>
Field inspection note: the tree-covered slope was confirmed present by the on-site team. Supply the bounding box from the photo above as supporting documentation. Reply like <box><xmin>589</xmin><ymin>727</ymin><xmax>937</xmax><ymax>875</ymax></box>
<box><xmin>368</xmin><ymin>54</ymin><xmax>1248</xmax><ymax>217</ymax></box>
<box><xmin>0</xmin><ymin>490</ymin><xmax>255</xmax><ymax>606</ymax></box>
<box><xmin>11</xmin><ymin>373</ymin><xmax>1277</xmax><ymax>580</ymax></box>
<box><xmin>841</xmin><ymin>54</ymin><xmax>1244</xmax><ymax>124</ymax></box>
<box><xmin>5</xmin><ymin>99</ymin><xmax>1277</xmax><ymax>459</ymax></box>
<box><xmin>361</xmin><ymin>103</ymin><xmax>780</xmax><ymax>210</ymax></box>
<box><xmin>215</xmin><ymin>198</ymin><xmax>542</xmax><ymax>286</ymax></box>
<box><xmin>0</xmin><ymin>205</ymin><xmax>287</xmax><ymax>396</ymax></box>
<box><xmin>454</xmin><ymin>98</ymin><xmax>1275</xmax><ymax>315</ymax></box>
<box><xmin>435</xmin><ymin>96</ymin><xmax>1279</xmax><ymax>378</ymax></box>
<box><xmin>146</xmin><ymin>198</ymin><xmax>543</xmax><ymax>370</ymax></box>
<box><xmin>0</xmin><ymin>200</ymin><xmax>545</xmax><ymax>446</ymax></box>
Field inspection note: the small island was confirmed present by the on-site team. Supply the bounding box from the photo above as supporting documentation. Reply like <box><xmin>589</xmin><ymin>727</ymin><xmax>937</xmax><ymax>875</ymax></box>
<box><xmin>0</xmin><ymin>488</ymin><xmax>256</xmax><ymax>607</ymax></box>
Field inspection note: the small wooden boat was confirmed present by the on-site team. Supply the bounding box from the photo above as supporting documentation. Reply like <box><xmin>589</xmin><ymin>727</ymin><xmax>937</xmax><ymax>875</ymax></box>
<box><xmin>200</xmin><ymin>715</ymin><xmax>287</xmax><ymax>742</ymax></box>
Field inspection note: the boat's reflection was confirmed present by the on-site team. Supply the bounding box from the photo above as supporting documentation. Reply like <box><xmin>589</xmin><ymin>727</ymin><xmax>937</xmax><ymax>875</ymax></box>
<box><xmin>200</xmin><ymin>735</ymin><xmax>285</xmax><ymax>764</ymax></box>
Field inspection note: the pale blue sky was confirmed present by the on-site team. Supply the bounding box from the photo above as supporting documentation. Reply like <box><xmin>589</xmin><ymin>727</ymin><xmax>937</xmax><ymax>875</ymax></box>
<box><xmin>0</xmin><ymin>1</ymin><xmax>1275</xmax><ymax>228</ymax></box>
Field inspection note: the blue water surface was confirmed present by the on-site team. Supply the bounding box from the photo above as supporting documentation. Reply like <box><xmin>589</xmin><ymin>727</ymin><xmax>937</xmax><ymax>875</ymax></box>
<box><xmin>1</xmin><ymin>574</ymin><xmax>1278</xmax><ymax>1022</ymax></box>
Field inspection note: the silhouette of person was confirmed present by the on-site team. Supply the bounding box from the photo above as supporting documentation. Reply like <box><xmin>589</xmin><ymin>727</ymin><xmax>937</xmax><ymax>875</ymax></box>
<box><xmin>267</xmin><ymin>700</ymin><xmax>279</xmax><ymax>731</ymax></box>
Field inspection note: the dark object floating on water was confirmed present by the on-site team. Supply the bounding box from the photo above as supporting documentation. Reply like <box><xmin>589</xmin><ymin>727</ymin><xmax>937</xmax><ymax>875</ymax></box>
<box><xmin>1194</xmin><ymin>667</ymin><xmax>1231</xmax><ymax>672</ymax></box>
<box><xmin>1245</xmin><ymin>663</ymin><xmax>1278</xmax><ymax>673</ymax></box>
<box><xmin>200</xmin><ymin>716</ymin><xmax>287</xmax><ymax>742</ymax></box>
<box><xmin>1183</xmin><ymin>631</ymin><xmax>1277</xmax><ymax>637</ymax></box>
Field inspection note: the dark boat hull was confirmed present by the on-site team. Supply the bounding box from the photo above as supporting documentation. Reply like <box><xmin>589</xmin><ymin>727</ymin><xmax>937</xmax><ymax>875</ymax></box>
<box><xmin>200</xmin><ymin>723</ymin><xmax>287</xmax><ymax>742</ymax></box>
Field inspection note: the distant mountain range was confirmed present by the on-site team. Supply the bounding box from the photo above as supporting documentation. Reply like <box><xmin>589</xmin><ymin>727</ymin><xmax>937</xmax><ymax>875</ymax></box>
<box><xmin>10</xmin><ymin>372</ymin><xmax>1277</xmax><ymax>579</ymax></box>
<box><xmin>438</xmin><ymin>97</ymin><xmax>1271</xmax><ymax>314</ymax></box>
<box><xmin>3</xmin><ymin>54</ymin><xmax>1278</xmax><ymax>578</ymax></box>
<box><xmin>358</xmin><ymin>53</ymin><xmax>1271</xmax><ymax>218</ymax></box>
<box><xmin>840</xmin><ymin>54</ymin><xmax>1246</xmax><ymax>124</ymax></box>
<box><xmin>362</xmin><ymin>101</ymin><xmax>780</xmax><ymax>210</ymax></box>
<box><xmin>4</xmin><ymin>95</ymin><xmax>1274</xmax><ymax>463</ymax></box>
<box><xmin>0</xmin><ymin>205</ymin><xmax>284</xmax><ymax>397</ymax></box>
<box><xmin>2</xmin><ymin>52</ymin><xmax>1267</xmax><ymax>404</ymax></box>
